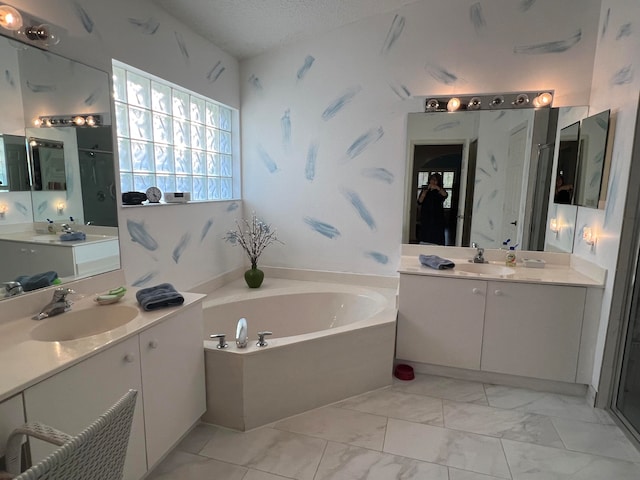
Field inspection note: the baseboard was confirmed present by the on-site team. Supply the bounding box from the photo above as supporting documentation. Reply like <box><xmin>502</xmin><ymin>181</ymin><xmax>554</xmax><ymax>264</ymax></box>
<box><xmin>396</xmin><ymin>360</ymin><xmax>589</xmax><ymax>397</ymax></box>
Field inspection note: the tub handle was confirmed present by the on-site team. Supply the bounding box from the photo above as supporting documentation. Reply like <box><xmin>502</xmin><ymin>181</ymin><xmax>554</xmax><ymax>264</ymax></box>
<box><xmin>210</xmin><ymin>333</ymin><xmax>228</xmax><ymax>349</ymax></box>
<box><xmin>257</xmin><ymin>331</ymin><xmax>272</xmax><ymax>347</ymax></box>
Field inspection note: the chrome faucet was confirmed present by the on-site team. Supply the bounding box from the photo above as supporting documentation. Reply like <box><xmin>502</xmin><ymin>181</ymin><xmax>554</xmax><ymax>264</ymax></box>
<box><xmin>2</xmin><ymin>281</ymin><xmax>23</xmax><ymax>297</ymax></box>
<box><xmin>471</xmin><ymin>243</ymin><xmax>487</xmax><ymax>263</ymax></box>
<box><xmin>33</xmin><ymin>287</ymin><xmax>75</xmax><ymax>320</ymax></box>
<box><xmin>60</xmin><ymin>223</ymin><xmax>73</xmax><ymax>234</ymax></box>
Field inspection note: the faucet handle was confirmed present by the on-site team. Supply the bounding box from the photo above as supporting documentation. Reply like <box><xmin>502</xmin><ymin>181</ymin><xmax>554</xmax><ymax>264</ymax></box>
<box><xmin>209</xmin><ymin>333</ymin><xmax>228</xmax><ymax>349</ymax></box>
<box><xmin>256</xmin><ymin>331</ymin><xmax>272</xmax><ymax>347</ymax></box>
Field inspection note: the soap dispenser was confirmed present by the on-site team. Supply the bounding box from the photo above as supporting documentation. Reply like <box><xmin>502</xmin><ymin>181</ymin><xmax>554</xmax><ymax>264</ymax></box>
<box><xmin>505</xmin><ymin>247</ymin><xmax>517</xmax><ymax>267</ymax></box>
<box><xmin>236</xmin><ymin>317</ymin><xmax>248</xmax><ymax>348</ymax></box>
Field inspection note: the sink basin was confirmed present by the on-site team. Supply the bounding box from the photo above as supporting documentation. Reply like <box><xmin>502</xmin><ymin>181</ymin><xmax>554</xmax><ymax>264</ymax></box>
<box><xmin>31</xmin><ymin>305</ymin><xmax>139</xmax><ymax>342</ymax></box>
<box><xmin>455</xmin><ymin>263</ymin><xmax>516</xmax><ymax>276</ymax></box>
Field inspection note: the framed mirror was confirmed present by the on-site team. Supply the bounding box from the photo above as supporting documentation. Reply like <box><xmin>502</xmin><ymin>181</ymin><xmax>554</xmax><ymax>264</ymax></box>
<box><xmin>0</xmin><ymin>34</ymin><xmax>120</xmax><ymax>299</ymax></box>
<box><xmin>574</xmin><ymin>109</ymin><xmax>611</xmax><ymax>208</ymax></box>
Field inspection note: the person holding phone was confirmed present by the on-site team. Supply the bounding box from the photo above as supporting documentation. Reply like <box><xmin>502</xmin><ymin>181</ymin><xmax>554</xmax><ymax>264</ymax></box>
<box><xmin>417</xmin><ymin>173</ymin><xmax>448</xmax><ymax>245</ymax></box>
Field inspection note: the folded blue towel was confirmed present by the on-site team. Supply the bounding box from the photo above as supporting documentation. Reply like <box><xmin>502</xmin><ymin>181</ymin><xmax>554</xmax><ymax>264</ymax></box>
<box><xmin>59</xmin><ymin>231</ymin><xmax>87</xmax><ymax>241</ymax></box>
<box><xmin>419</xmin><ymin>254</ymin><xmax>455</xmax><ymax>270</ymax></box>
<box><xmin>136</xmin><ymin>283</ymin><xmax>185</xmax><ymax>311</ymax></box>
<box><xmin>15</xmin><ymin>271</ymin><xmax>59</xmax><ymax>292</ymax></box>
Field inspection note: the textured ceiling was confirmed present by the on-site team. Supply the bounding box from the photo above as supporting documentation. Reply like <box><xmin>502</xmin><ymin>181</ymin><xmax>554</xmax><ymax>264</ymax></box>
<box><xmin>153</xmin><ymin>0</ymin><xmax>419</xmax><ymax>60</ymax></box>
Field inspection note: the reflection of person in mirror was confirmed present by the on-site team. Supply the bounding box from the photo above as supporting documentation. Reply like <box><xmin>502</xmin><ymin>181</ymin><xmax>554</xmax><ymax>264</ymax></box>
<box><xmin>417</xmin><ymin>173</ymin><xmax>448</xmax><ymax>245</ymax></box>
<box><xmin>554</xmin><ymin>175</ymin><xmax>573</xmax><ymax>204</ymax></box>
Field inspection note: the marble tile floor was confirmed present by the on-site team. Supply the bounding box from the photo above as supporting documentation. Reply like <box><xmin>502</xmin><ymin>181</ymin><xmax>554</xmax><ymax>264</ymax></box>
<box><xmin>147</xmin><ymin>373</ymin><xmax>640</xmax><ymax>480</ymax></box>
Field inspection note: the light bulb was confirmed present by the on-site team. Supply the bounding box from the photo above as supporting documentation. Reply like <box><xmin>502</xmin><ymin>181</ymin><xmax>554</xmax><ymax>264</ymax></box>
<box><xmin>447</xmin><ymin>97</ymin><xmax>461</xmax><ymax>112</ymax></box>
<box><xmin>513</xmin><ymin>93</ymin><xmax>530</xmax><ymax>106</ymax></box>
<box><xmin>73</xmin><ymin>115</ymin><xmax>86</xmax><ymax>126</ymax></box>
<box><xmin>533</xmin><ymin>92</ymin><xmax>553</xmax><ymax>107</ymax></box>
<box><xmin>425</xmin><ymin>98</ymin><xmax>439</xmax><ymax>112</ymax></box>
<box><xmin>0</xmin><ymin>5</ymin><xmax>23</xmax><ymax>31</ymax></box>
<box><xmin>85</xmin><ymin>115</ymin><xmax>96</xmax><ymax>126</ymax></box>
<box><xmin>33</xmin><ymin>117</ymin><xmax>42</xmax><ymax>127</ymax></box>
<box><xmin>467</xmin><ymin>97</ymin><xmax>482</xmax><ymax>110</ymax></box>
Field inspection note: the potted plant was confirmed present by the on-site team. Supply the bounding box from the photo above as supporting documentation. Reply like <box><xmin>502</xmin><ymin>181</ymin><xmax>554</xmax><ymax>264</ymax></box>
<box><xmin>224</xmin><ymin>213</ymin><xmax>282</xmax><ymax>288</ymax></box>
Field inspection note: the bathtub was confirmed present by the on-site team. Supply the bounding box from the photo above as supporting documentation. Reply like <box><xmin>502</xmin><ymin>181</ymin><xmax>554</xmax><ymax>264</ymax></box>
<box><xmin>200</xmin><ymin>278</ymin><xmax>398</xmax><ymax>431</ymax></box>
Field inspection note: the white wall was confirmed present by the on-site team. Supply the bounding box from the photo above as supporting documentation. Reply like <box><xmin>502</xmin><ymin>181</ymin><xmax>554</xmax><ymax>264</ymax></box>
<box><xmin>577</xmin><ymin>0</ymin><xmax>640</xmax><ymax>392</ymax></box>
<box><xmin>240</xmin><ymin>0</ymin><xmax>601</xmax><ymax>276</ymax></box>
<box><xmin>7</xmin><ymin>0</ymin><xmax>244</xmax><ymax>289</ymax></box>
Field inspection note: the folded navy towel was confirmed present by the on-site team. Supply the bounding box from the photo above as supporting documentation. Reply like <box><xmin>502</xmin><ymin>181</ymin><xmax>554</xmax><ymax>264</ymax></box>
<box><xmin>419</xmin><ymin>254</ymin><xmax>455</xmax><ymax>270</ymax></box>
<box><xmin>136</xmin><ymin>283</ymin><xmax>185</xmax><ymax>311</ymax></box>
<box><xmin>15</xmin><ymin>271</ymin><xmax>59</xmax><ymax>292</ymax></box>
<box><xmin>59</xmin><ymin>231</ymin><xmax>87</xmax><ymax>241</ymax></box>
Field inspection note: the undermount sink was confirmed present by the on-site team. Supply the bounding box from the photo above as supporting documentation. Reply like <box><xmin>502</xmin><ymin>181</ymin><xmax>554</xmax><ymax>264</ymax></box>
<box><xmin>455</xmin><ymin>262</ymin><xmax>516</xmax><ymax>276</ymax></box>
<box><xmin>30</xmin><ymin>305</ymin><xmax>139</xmax><ymax>342</ymax></box>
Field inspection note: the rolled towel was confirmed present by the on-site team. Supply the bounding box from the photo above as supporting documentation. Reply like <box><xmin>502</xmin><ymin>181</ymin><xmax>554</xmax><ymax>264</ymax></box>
<box><xmin>136</xmin><ymin>283</ymin><xmax>185</xmax><ymax>311</ymax></box>
<box><xmin>15</xmin><ymin>271</ymin><xmax>59</xmax><ymax>292</ymax></box>
<box><xmin>419</xmin><ymin>254</ymin><xmax>455</xmax><ymax>270</ymax></box>
<box><xmin>59</xmin><ymin>231</ymin><xmax>87</xmax><ymax>241</ymax></box>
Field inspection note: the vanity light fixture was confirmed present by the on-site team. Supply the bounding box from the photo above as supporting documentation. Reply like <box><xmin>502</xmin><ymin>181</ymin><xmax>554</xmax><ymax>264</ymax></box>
<box><xmin>423</xmin><ymin>91</ymin><xmax>553</xmax><ymax>113</ymax></box>
<box><xmin>0</xmin><ymin>203</ymin><xmax>7</xmax><ymax>219</ymax></box>
<box><xmin>0</xmin><ymin>3</ymin><xmax>62</xmax><ymax>47</ymax></box>
<box><xmin>0</xmin><ymin>4</ymin><xmax>22</xmax><ymax>31</ymax></box>
<box><xmin>583</xmin><ymin>226</ymin><xmax>596</xmax><ymax>246</ymax></box>
<box><xmin>35</xmin><ymin>114</ymin><xmax>102</xmax><ymax>128</ymax></box>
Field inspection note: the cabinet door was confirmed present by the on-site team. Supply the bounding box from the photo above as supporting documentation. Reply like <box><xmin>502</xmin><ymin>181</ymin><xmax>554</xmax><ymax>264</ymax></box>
<box><xmin>397</xmin><ymin>275</ymin><xmax>487</xmax><ymax>369</ymax></box>
<box><xmin>23</xmin><ymin>336</ymin><xmax>146</xmax><ymax>480</ymax></box>
<box><xmin>0</xmin><ymin>394</ymin><xmax>25</xmax><ymax>458</ymax></box>
<box><xmin>482</xmin><ymin>282</ymin><xmax>586</xmax><ymax>382</ymax></box>
<box><xmin>139</xmin><ymin>303</ymin><xmax>205</xmax><ymax>468</ymax></box>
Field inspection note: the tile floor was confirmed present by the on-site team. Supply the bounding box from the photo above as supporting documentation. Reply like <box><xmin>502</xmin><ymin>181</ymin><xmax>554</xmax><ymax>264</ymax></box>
<box><xmin>147</xmin><ymin>373</ymin><xmax>640</xmax><ymax>479</ymax></box>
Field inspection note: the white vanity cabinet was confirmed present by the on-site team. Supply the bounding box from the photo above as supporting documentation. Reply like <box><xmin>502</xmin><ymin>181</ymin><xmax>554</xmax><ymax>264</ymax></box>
<box><xmin>398</xmin><ymin>271</ymin><xmax>595</xmax><ymax>384</ymax></box>
<box><xmin>0</xmin><ymin>240</ymin><xmax>76</xmax><ymax>278</ymax></box>
<box><xmin>0</xmin><ymin>238</ymin><xmax>119</xmax><ymax>280</ymax></box>
<box><xmin>21</xmin><ymin>302</ymin><xmax>205</xmax><ymax>479</ymax></box>
<box><xmin>481</xmin><ymin>281</ymin><xmax>586</xmax><ymax>382</ymax></box>
<box><xmin>139</xmin><ymin>302</ymin><xmax>205</xmax><ymax>469</ymax></box>
<box><xmin>23</xmin><ymin>336</ymin><xmax>147</xmax><ymax>480</ymax></box>
<box><xmin>397</xmin><ymin>275</ymin><xmax>487</xmax><ymax>370</ymax></box>
<box><xmin>0</xmin><ymin>394</ymin><xmax>25</xmax><ymax>458</ymax></box>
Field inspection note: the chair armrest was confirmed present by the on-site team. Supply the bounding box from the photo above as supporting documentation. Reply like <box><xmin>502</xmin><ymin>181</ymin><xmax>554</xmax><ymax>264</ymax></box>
<box><xmin>5</xmin><ymin>422</ymin><xmax>72</xmax><ymax>475</ymax></box>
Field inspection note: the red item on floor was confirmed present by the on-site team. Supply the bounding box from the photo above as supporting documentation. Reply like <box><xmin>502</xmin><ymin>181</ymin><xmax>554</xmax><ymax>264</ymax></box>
<box><xmin>394</xmin><ymin>364</ymin><xmax>415</xmax><ymax>381</ymax></box>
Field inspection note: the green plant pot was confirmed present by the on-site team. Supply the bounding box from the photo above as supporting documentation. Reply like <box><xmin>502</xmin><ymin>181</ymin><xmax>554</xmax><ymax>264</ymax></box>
<box><xmin>244</xmin><ymin>266</ymin><xmax>264</xmax><ymax>288</ymax></box>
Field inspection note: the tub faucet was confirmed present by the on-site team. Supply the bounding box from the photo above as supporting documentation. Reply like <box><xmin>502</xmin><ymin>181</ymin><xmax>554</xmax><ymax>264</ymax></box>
<box><xmin>33</xmin><ymin>287</ymin><xmax>75</xmax><ymax>320</ymax></box>
<box><xmin>471</xmin><ymin>243</ymin><xmax>486</xmax><ymax>263</ymax></box>
<box><xmin>236</xmin><ymin>317</ymin><xmax>248</xmax><ymax>348</ymax></box>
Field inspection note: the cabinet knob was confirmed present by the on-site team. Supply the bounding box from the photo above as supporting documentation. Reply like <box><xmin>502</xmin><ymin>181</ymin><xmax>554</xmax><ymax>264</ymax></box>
<box><xmin>123</xmin><ymin>353</ymin><xmax>135</xmax><ymax>363</ymax></box>
<box><xmin>148</xmin><ymin>340</ymin><xmax>158</xmax><ymax>349</ymax></box>
<box><xmin>494</xmin><ymin>289</ymin><xmax>503</xmax><ymax>296</ymax></box>
<box><xmin>472</xmin><ymin>288</ymin><xmax>483</xmax><ymax>295</ymax></box>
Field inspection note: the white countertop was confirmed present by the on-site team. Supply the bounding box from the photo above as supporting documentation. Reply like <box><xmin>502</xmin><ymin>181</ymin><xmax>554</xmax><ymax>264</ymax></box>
<box><xmin>0</xmin><ymin>290</ymin><xmax>205</xmax><ymax>402</ymax></box>
<box><xmin>0</xmin><ymin>231</ymin><xmax>117</xmax><ymax>246</ymax></box>
<box><xmin>399</xmin><ymin>255</ymin><xmax>605</xmax><ymax>287</ymax></box>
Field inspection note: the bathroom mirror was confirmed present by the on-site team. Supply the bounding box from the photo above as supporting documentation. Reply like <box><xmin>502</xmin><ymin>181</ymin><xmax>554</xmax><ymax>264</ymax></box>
<box><xmin>0</xmin><ymin>134</ymin><xmax>30</xmax><ymax>191</ymax></box>
<box><xmin>574</xmin><ymin>109</ymin><xmax>611</xmax><ymax>208</ymax></box>
<box><xmin>29</xmin><ymin>138</ymin><xmax>67</xmax><ymax>191</ymax></box>
<box><xmin>404</xmin><ymin>107</ymin><xmax>563</xmax><ymax>251</ymax></box>
<box><xmin>0</xmin><ymin>33</ymin><xmax>120</xmax><ymax>298</ymax></box>
<box><xmin>554</xmin><ymin>122</ymin><xmax>580</xmax><ymax>205</ymax></box>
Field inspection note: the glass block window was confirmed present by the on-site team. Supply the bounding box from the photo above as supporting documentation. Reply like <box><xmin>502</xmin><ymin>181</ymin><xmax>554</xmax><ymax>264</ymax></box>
<box><xmin>113</xmin><ymin>60</ymin><xmax>235</xmax><ymax>201</ymax></box>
